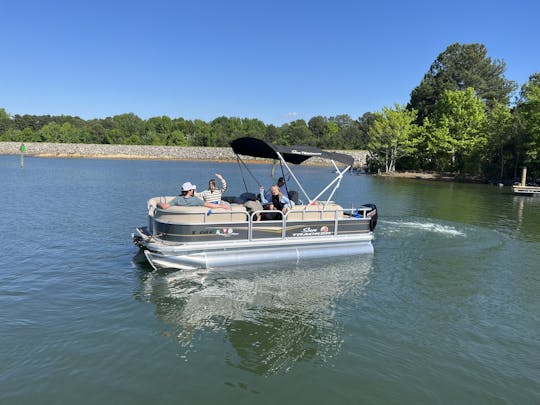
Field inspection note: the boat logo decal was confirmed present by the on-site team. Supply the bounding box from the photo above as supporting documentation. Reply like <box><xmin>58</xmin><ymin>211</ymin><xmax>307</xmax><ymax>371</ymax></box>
<box><xmin>215</xmin><ymin>228</ymin><xmax>238</xmax><ymax>237</ymax></box>
<box><xmin>191</xmin><ymin>227</ymin><xmax>239</xmax><ymax>236</ymax></box>
<box><xmin>291</xmin><ymin>149</ymin><xmax>322</xmax><ymax>156</ymax></box>
<box><xmin>292</xmin><ymin>225</ymin><xmax>332</xmax><ymax>237</ymax></box>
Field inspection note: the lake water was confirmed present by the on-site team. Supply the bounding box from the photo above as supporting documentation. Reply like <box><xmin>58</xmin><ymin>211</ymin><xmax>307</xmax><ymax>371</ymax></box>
<box><xmin>1</xmin><ymin>156</ymin><xmax>539</xmax><ymax>404</ymax></box>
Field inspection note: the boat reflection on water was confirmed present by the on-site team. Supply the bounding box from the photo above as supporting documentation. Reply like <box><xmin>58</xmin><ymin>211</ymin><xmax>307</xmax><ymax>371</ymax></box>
<box><xmin>133</xmin><ymin>256</ymin><xmax>373</xmax><ymax>375</ymax></box>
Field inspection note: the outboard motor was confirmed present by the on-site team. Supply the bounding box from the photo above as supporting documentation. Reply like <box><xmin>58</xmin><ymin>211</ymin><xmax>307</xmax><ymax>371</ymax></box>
<box><xmin>362</xmin><ymin>204</ymin><xmax>378</xmax><ymax>231</ymax></box>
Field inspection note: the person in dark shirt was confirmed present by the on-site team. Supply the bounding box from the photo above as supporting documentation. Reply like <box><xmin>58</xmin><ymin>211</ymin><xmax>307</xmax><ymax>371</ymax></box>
<box><xmin>260</xmin><ymin>184</ymin><xmax>294</xmax><ymax>219</ymax></box>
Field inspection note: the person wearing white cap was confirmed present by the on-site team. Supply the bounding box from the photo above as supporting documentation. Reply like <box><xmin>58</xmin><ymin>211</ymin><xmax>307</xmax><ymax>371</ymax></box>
<box><xmin>157</xmin><ymin>181</ymin><xmax>230</xmax><ymax>210</ymax></box>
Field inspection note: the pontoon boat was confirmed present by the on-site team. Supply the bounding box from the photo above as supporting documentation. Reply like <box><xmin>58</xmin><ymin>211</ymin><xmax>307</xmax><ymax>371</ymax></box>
<box><xmin>133</xmin><ymin>137</ymin><xmax>378</xmax><ymax>270</ymax></box>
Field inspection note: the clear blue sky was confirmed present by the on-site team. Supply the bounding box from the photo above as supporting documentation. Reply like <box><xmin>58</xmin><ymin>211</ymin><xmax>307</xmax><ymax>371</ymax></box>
<box><xmin>1</xmin><ymin>0</ymin><xmax>538</xmax><ymax>126</ymax></box>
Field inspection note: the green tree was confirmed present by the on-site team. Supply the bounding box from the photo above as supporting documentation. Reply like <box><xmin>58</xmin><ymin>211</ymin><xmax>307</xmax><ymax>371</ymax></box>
<box><xmin>141</xmin><ymin>129</ymin><xmax>167</xmax><ymax>145</ymax></box>
<box><xmin>125</xmin><ymin>134</ymin><xmax>142</xmax><ymax>144</ymax></box>
<box><xmin>85</xmin><ymin>120</ymin><xmax>107</xmax><ymax>144</ymax></box>
<box><xmin>241</xmin><ymin>118</ymin><xmax>266</xmax><ymax>139</ymax></box>
<box><xmin>191</xmin><ymin>119</ymin><xmax>212</xmax><ymax>146</ymax></box>
<box><xmin>431</xmin><ymin>87</ymin><xmax>488</xmax><ymax>174</ymax></box>
<box><xmin>0</xmin><ymin>127</ymin><xmax>19</xmax><ymax>141</ymax></box>
<box><xmin>321</xmin><ymin>120</ymin><xmax>339</xmax><ymax>148</ymax></box>
<box><xmin>357</xmin><ymin>112</ymin><xmax>377</xmax><ymax>149</ymax></box>
<box><xmin>514</xmin><ymin>73</ymin><xmax>540</xmax><ymax>178</ymax></box>
<box><xmin>265</xmin><ymin>124</ymin><xmax>281</xmax><ymax>144</ymax></box>
<box><xmin>19</xmin><ymin>127</ymin><xmax>35</xmax><ymax>142</ymax></box>
<box><xmin>308</xmin><ymin>116</ymin><xmax>326</xmax><ymax>146</ymax></box>
<box><xmin>59</xmin><ymin>122</ymin><xmax>81</xmax><ymax>143</ymax></box>
<box><xmin>409</xmin><ymin>43</ymin><xmax>517</xmax><ymax>122</ymax></box>
<box><xmin>413</xmin><ymin>118</ymin><xmax>453</xmax><ymax>171</ymax></box>
<box><xmin>0</xmin><ymin>108</ymin><xmax>9</xmax><ymax>120</ymax></box>
<box><xmin>281</xmin><ymin>119</ymin><xmax>313</xmax><ymax>146</ymax></box>
<box><xmin>104</xmin><ymin>128</ymin><xmax>123</xmax><ymax>144</ymax></box>
<box><xmin>328</xmin><ymin>114</ymin><xmax>359</xmax><ymax>149</ymax></box>
<box><xmin>167</xmin><ymin>130</ymin><xmax>188</xmax><ymax>146</ymax></box>
<box><xmin>368</xmin><ymin>104</ymin><xmax>419</xmax><ymax>173</ymax></box>
<box><xmin>144</xmin><ymin>116</ymin><xmax>173</xmax><ymax>145</ymax></box>
<box><xmin>338</xmin><ymin>118</ymin><xmax>362</xmax><ymax>149</ymax></box>
<box><xmin>109</xmin><ymin>113</ymin><xmax>145</xmax><ymax>144</ymax></box>
<box><xmin>209</xmin><ymin>116</ymin><xmax>231</xmax><ymax>146</ymax></box>
<box><xmin>147</xmin><ymin>116</ymin><xmax>173</xmax><ymax>135</ymax></box>
<box><xmin>484</xmin><ymin>103</ymin><xmax>513</xmax><ymax>180</ymax></box>
<box><xmin>209</xmin><ymin>116</ymin><xmax>263</xmax><ymax>146</ymax></box>
<box><xmin>172</xmin><ymin>118</ymin><xmax>195</xmax><ymax>145</ymax></box>
<box><xmin>0</xmin><ymin>108</ymin><xmax>10</xmax><ymax>135</ymax></box>
<box><xmin>38</xmin><ymin>122</ymin><xmax>62</xmax><ymax>142</ymax></box>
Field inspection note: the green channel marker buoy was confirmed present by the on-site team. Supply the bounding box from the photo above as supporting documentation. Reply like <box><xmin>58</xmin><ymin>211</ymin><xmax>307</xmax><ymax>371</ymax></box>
<box><xmin>20</xmin><ymin>143</ymin><xmax>26</xmax><ymax>167</ymax></box>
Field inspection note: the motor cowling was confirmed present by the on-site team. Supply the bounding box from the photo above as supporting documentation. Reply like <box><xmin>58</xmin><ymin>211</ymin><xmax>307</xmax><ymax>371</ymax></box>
<box><xmin>362</xmin><ymin>204</ymin><xmax>378</xmax><ymax>231</ymax></box>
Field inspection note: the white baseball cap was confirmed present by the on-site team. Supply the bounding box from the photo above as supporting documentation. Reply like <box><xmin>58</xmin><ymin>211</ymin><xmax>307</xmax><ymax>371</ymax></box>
<box><xmin>181</xmin><ymin>182</ymin><xmax>197</xmax><ymax>191</ymax></box>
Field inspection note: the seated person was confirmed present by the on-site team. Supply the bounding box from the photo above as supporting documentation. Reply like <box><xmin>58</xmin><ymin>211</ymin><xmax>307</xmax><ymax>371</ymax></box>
<box><xmin>157</xmin><ymin>182</ymin><xmax>231</xmax><ymax>210</ymax></box>
<box><xmin>263</xmin><ymin>177</ymin><xmax>288</xmax><ymax>201</ymax></box>
<box><xmin>231</xmin><ymin>191</ymin><xmax>262</xmax><ymax>221</ymax></box>
<box><xmin>276</xmin><ymin>177</ymin><xmax>288</xmax><ymax>196</ymax></box>
<box><xmin>263</xmin><ymin>176</ymin><xmax>299</xmax><ymax>203</ymax></box>
<box><xmin>260</xmin><ymin>184</ymin><xmax>295</xmax><ymax>219</ymax></box>
<box><xmin>244</xmin><ymin>199</ymin><xmax>264</xmax><ymax>221</ymax></box>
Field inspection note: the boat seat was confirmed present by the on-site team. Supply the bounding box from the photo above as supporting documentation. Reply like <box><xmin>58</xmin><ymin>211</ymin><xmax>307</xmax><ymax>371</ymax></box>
<box><xmin>287</xmin><ymin>203</ymin><xmax>344</xmax><ymax>220</ymax></box>
<box><xmin>288</xmin><ymin>190</ymin><xmax>299</xmax><ymax>204</ymax></box>
<box><xmin>150</xmin><ymin>198</ymin><xmax>248</xmax><ymax>223</ymax></box>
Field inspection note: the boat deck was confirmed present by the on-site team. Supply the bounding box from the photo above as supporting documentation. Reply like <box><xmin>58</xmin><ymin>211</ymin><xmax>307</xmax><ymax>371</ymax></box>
<box><xmin>513</xmin><ymin>185</ymin><xmax>540</xmax><ymax>196</ymax></box>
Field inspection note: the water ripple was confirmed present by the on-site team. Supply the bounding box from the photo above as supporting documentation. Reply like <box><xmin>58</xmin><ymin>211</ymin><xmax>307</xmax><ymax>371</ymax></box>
<box><xmin>381</xmin><ymin>218</ymin><xmax>467</xmax><ymax>237</ymax></box>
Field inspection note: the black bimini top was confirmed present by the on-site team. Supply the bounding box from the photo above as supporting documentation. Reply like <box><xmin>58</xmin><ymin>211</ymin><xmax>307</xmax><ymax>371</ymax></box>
<box><xmin>230</xmin><ymin>137</ymin><xmax>354</xmax><ymax>167</ymax></box>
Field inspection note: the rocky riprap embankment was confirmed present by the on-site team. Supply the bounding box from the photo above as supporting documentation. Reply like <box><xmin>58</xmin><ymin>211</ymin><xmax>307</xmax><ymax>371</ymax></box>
<box><xmin>0</xmin><ymin>142</ymin><xmax>369</xmax><ymax>167</ymax></box>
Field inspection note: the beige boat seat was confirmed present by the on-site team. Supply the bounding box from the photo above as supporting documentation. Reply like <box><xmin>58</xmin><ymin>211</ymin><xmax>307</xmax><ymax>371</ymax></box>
<box><xmin>149</xmin><ymin>197</ymin><xmax>248</xmax><ymax>223</ymax></box>
<box><xmin>287</xmin><ymin>203</ymin><xmax>344</xmax><ymax>220</ymax></box>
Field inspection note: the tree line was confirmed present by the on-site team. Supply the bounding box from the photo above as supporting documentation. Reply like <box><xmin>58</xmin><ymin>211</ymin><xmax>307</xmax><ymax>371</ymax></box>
<box><xmin>1</xmin><ymin>43</ymin><xmax>538</xmax><ymax>182</ymax></box>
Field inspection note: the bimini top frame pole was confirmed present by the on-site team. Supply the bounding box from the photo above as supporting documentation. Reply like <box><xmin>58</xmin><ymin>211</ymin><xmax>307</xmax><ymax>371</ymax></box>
<box><xmin>311</xmin><ymin>164</ymin><xmax>351</xmax><ymax>207</ymax></box>
<box><xmin>230</xmin><ymin>137</ymin><xmax>355</xmax><ymax>205</ymax></box>
<box><xmin>274</xmin><ymin>151</ymin><xmax>314</xmax><ymax>204</ymax></box>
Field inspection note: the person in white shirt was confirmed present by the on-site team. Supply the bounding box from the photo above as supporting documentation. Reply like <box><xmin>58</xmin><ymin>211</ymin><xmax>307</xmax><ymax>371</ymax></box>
<box><xmin>196</xmin><ymin>173</ymin><xmax>228</xmax><ymax>205</ymax></box>
<box><xmin>157</xmin><ymin>181</ymin><xmax>230</xmax><ymax>210</ymax></box>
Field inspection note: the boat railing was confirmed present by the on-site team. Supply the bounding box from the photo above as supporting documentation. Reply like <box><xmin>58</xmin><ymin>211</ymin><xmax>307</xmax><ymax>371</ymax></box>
<box><xmin>152</xmin><ymin>201</ymin><xmax>373</xmax><ymax>242</ymax></box>
<box><xmin>247</xmin><ymin>206</ymin><xmax>367</xmax><ymax>240</ymax></box>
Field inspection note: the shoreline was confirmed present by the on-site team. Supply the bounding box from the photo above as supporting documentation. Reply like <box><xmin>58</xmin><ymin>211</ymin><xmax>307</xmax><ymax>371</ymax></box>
<box><xmin>0</xmin><ymin>141</ymin><xmax>369</xmax><ymax>167</ymax></box>
<box><xmin>376</xmin><ymin>170</ymin><xmax>491</xmax><ymax>183</ymax></box>
<box><xmin>1</xmin><ymin>141</ymin><xmax>490</xmax><ymax>182</ymax></box>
